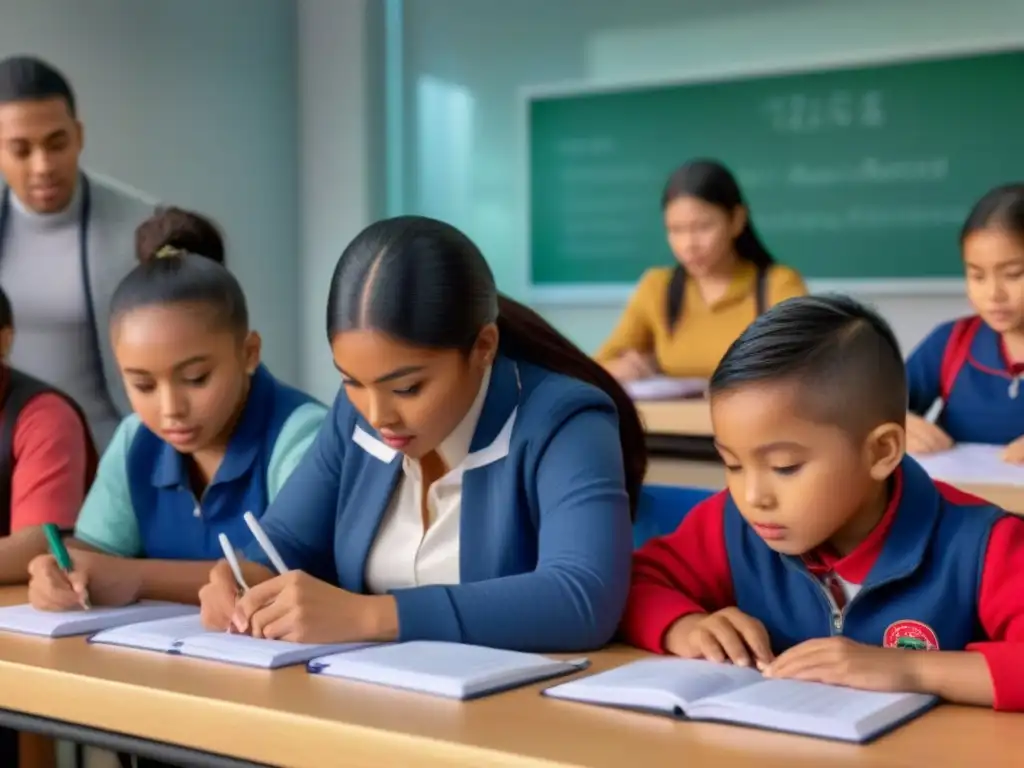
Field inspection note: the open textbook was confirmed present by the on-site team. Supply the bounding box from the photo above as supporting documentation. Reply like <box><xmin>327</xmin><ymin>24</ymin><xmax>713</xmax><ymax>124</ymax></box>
<box><xmin>624</xmin><ymin>376</ymin><xmax>707</xmax><ymax>402</ymax></box>
<box><xmin>89</xmin><ymin>614</ymin><xmax>365</xmax><ymax>669</ymax></box>
<box><xmin>0</xmin><ymin>602</ymin><xmax>197</xmax><ymax>638</ymax></box>
<box><xmin>308</xmin><ymin>641</ymin><xmax>589</xmax><ymax>700</ymax></box>
<box><xmin>542</xmin><ymin>659</ymin><xmax>936</xmax><ymax>743</ymax></box>
<box><xmin>913</xmin><ymin>443</ymin><xmax>1024</xmax><ymax>487</ymax></box>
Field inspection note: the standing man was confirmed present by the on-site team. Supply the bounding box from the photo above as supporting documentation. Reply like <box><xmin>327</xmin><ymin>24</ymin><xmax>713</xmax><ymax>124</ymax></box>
<box><xmin>0</xmin><ymin>55</ymin><xmax>156</xmax><ymax>449</ymax></box>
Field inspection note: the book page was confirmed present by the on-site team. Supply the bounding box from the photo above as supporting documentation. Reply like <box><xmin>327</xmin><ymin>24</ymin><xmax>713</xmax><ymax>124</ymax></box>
<box><xmin>545</xmin><ymin>659</ymin><xmax>763</xmax><ymax>713</ymax></box>
<box><xmin>913</xmin><ymin>443</ymin><xmax>1024</xmax><ymax>486</ymax></box>
<box><xmin>696</xmin><ymin>679</ymin><xmax>934</xmax><ymax>741</ymax></box>
<box><xmin>0</xmin><ymin>602</ymin><xmax>197</xmax><ymax>638</ymax></box>
<box><xmin>91</xmin><ymin>614</ymin><xmax>208</xmax><ymax>650</ymax></box>
<box><xmin>182</xmin><ymin>633</ymin><xmax>371</xmax><ymax>669</ymax></box>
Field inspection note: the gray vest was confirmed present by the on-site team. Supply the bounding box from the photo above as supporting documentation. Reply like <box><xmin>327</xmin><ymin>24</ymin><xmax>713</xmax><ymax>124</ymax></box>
<box><xmin>0</xmin><ymin>172</ymin><xmax>157</xmax><ymax>428</ymax></box>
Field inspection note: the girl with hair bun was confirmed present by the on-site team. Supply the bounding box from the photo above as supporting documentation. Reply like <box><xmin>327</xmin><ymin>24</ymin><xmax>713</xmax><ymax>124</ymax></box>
<box><xmin>27</xmin><ymin>206</ymin><xmax>326</xmax><ymax>610</ymax></box>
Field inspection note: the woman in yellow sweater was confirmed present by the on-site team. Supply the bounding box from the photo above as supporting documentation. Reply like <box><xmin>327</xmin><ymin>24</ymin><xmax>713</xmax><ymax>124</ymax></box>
<box><xmin>596</xmin><ymin>159</ymin><xmax>807</xmax><ymax>381</ymax></box>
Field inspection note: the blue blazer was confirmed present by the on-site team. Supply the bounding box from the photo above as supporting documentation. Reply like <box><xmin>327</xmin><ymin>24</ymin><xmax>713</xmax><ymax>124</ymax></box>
<box><xmin>246</xmin><ymin>354</ymin><xmax>633</xmax><ymax>652</ymax></box>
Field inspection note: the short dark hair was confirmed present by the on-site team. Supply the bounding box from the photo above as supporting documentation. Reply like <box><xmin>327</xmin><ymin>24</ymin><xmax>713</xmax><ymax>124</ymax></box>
<box><xmin>0</xmin><ymin>285</ymin><xmax>11</xmax><ymax>329</ymax></box>
<box><xmin>327</xmin><ymin>214</ymin><xmax>648</xmax><ymax>515</ymax></box>
<box><xmin>710</xmin><ymin>294</ymin><xmax>907</xmax><ymax>435</ymax></box>
<box><xmin>110</xmin><ymin>207</ymin><xmax>247</xmax><ymax>333</ymax></box>
<box><xmin>0</xmin><ymin>56</ymin><xmax>76</xmax><ymax>116</ymax></box>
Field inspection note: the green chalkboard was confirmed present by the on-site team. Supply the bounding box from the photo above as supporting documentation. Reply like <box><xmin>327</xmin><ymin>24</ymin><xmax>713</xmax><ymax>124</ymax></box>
<box><xmin>528</xmin><ymin>49</ymin><xmax>1024</xmax><ymax>287</ymax></box>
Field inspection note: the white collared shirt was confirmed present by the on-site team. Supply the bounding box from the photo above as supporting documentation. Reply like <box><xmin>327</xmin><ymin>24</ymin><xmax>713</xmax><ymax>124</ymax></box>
<box><xmin>363</xmin><ymin>367</ymin><xmax>492</xmax><ymax>594</ymax></box>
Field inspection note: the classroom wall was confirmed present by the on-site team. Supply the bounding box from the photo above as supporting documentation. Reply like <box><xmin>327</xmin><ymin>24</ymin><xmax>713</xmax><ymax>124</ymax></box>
<box><xmin>0</xmin><ymin>0</ymin><xmax>301</xmax><ymax>383</ymax></box>
<box><xmin>296</xmin><ymin>0</ymin><xmax>386</xmax><ymax>403</ymax></box>
<box><xmin>396</xmin><ymin>0</ymin><xmax>1024</xmax><ymax>356</ymax></box>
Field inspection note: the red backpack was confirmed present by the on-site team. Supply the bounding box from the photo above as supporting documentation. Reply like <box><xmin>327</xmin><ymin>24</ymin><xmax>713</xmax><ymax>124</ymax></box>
<box><xmin>938</xmin><ymin>316</ymin><xmax>983</xmax><ymax>402</ymax></box>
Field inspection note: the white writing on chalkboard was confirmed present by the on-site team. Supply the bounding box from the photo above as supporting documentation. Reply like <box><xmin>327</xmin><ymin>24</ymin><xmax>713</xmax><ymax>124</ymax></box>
<box><xmin>763</xmin><ymin>90</ymin><xmax>885</xmax><ymax>133</ymax></box>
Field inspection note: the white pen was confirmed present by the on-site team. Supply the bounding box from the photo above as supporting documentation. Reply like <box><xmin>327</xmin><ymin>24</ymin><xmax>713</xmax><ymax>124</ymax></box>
<box><xmin>243</xmin><ymin>511</ymin><xmax>290</xmax><ymax>575</ymax></box>
<box><xmin>924</xmin><ymin>396</ymin><xmax>945</xmax><ymax>425</ymax></box>
<box><xmin>217</xmin><ymin>533</ymin><xmax>249</xmax><ymax>593</ymax></box>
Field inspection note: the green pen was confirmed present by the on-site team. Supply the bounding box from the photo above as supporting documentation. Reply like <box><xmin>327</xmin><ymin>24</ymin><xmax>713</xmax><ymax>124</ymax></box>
<box><xmin>42</xmin><ymin>523</ymin><xmax>90</xmax><ymax>610</ymax></box>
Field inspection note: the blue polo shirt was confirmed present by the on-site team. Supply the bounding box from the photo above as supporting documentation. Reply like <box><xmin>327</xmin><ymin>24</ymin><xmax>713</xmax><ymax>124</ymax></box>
<box><xmin>75</xmin><ymin>365</ymin><xmax>326</xmax><ymax>559</ymax></box>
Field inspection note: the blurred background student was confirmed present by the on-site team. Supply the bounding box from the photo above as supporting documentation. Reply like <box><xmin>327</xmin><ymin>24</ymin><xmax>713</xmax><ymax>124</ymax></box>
<box><xmin>596</xmin><ymin>159</ymin><xmax>806</xmax><ymax>383</ymax></box>
<box><xmin>906</xmin><ymin>183</ymin><xmax>1024</xmax><ymax>463</ymax></box>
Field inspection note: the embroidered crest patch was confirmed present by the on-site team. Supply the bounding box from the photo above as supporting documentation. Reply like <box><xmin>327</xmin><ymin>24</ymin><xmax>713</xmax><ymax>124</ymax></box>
<box><xmin>883</xmin><ymin>620</ymin><xmax>940</xmax><ymax>651</ymax></box>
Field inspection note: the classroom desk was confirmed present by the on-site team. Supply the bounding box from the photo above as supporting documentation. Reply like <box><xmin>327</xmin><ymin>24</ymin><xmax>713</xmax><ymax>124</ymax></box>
<box><xmin>1</xmin><ymin>589</ymin><xmax>1024</xmax><ymax>768</ymax></box>
<box><xmin>635</xmin><ymin>400</ymin><xmax>716</xmax><ymax>459</ymax></box>
<box><xmin>647</xmin><ymin>457</ymin><xmax>1024</xmax><ymax>515</ymax></box>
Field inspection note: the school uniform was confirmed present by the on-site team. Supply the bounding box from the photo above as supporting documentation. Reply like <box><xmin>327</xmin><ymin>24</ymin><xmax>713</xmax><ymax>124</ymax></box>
<box><xmin>621</xmin><ymin>457</ymin><xmax>1024</xmax><ymax>711</ymax></box>
<box><xmin>74</xmin><ymin>364</ymin><xmax>326</xmax><ymax>559</ymax></box>
<box><xmin>0</xmin><ymin>365</ymin><xmax>95</xmax><ymax>536</ymax></box>
<box><xmin>595</xmin><ymin>262</ymin><xmax>807</xmax><ymax>379</ymax></box>
<box><xmin>907</xmin><ymin>317</ymin><xmax>1024</xmax><ymax>445</ymax></box>
<box><xmin>245</xmin><ymin>353</ymin><xmax>634</xmax><ymax>652</ymax></box>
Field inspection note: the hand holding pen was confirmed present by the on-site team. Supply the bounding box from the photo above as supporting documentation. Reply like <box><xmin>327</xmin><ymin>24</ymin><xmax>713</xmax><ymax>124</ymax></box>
<box><xmin>199</xmin><ymin>512</ymin><xmax>286</xmax><ymax>631</ymax></box>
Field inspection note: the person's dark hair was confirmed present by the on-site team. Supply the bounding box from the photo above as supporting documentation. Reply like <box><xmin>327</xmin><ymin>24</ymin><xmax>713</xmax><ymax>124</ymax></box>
<box><xmin>0</xmin><ymin>285</ymin><xmax>11</xmax><ymax>330</ymax></box>
<box><xmin>662</xmin><ymin>159</ymin><xmax>775</xmax><ymax>329</ymax></box>
<box><xmin>110</xmin><ymin>207</ymin><xmax>247</xmax><ymax>333</ymax></box>
<box><xmin>710</xmin><ymin>294</ymin><xmax>907</xmax><ymax>436</ymax></box>
<box><xmin>961</xmin><ymin>183</ymin><xmax>1024</xmax><ymax>244</ymax></box>
<box><xmin>327</xmin><ymin>215</ymin><xmax>648</xmax><ymax>515</ymax></box>
<box><xmin>0</xmin><ymin>56</ymin><xmax>76</xmax><ymax>116</ymax></box>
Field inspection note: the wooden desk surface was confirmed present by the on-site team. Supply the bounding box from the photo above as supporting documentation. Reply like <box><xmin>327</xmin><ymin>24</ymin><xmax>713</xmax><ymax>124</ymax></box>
<box><xmin>636</xmin><ymin>399</ymin><xmax>713</xmax><ymax>437</ymax></box>
<box><xmin>0</xmin><ymin>589</ymin><xmax>1022</xmax><ymax>767</ymax></box>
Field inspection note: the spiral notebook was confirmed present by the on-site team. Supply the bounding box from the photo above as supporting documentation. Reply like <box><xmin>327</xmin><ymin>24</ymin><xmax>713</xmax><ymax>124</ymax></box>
<box><xmin>307</xmin><ymin>641</ymin><xmax>589</xmax><ymax>700</ymax></box>
<box><xmin>0</xmin><ymin>602</ymin><xmax>197</xmax><ymax>638</ymax></box>
<box><xmin>543</xmin><ymin>659</ymin><xmax>936</xmax><ymax>744</ymax></box>
<box><xmin>89</xmin><ymin>614</ymin><xmax>368</xmax><ymax>669</ymax></box>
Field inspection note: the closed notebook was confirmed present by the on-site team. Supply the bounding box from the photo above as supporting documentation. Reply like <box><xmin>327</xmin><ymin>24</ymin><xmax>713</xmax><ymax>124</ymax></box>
<box><xmin>89</xmin><ymin>614</ymin><xmax>368</xmax><ymax>669</ymax></box>
<box><xmin>624</xmin><ymin>376</ymin><xmax>707</xmax><ymax>401</ymax></box>
<box><xmin>0</xmin><ymin>602</ymin><xmax>197</xmax><ymax>638</ymax></box>
<box><xmin>307</xmin><ymin>641</ymin><xmax>590</xmax><ymax>700</ymax></box>
<box><xmin>542</xmin><ymin>659</ymin><xmax>937</xmax><ymax>744</ymax></box>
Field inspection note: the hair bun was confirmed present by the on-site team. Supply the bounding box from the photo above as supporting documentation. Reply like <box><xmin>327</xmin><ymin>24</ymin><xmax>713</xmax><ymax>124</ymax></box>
<box><xmin>135</xmin><ymin>206</ymin><xmax>226</xmax><ymax>266</ymax></box>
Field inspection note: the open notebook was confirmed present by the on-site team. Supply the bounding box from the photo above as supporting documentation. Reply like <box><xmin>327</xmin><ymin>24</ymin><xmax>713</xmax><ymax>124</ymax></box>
<box><xmin>543</xmin><ymin>659</ymin><xmax>937</xmax><ymax>744</ymax></box>
<box><xmin>307</xmin><ymin>641</ymin><xmax>590</xmax><ymax>700</ymax></box>
<box><xmin>913</xmin><ymin>443</ymin><xmax>1024</xmax><ymax>487</ymax></box>
<box><xmin>0</xmin><ymin>602</ymin><xmax>197</xmax><ymax>638</ymax></box>
<box><xmin>89</xmin><ymin>614</ymin><xmax>368</xmax><ymax>669</ymax></box>
<box><xmin>624</xmin><ymin>377</ymin><xmax>707</xmax><ymax>402</ymax></box>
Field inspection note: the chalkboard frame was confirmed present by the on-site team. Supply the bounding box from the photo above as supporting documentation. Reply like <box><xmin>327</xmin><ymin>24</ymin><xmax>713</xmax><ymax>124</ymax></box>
<box><xmin>521</xmin><ymin>39</ymin><xmax>1024</xmax><ymax>304</ymax></box>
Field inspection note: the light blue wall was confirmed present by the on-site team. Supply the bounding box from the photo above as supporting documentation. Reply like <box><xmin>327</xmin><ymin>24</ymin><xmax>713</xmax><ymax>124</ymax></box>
<box><xmin>0</xmin><ymin>0</ymin><xmax>301</xmax><ymax>383</ymax></box>
<box><xmin>394</xmin><ymin>0</ymin><xmax>1024</xmax><ymax>355</ymax></box>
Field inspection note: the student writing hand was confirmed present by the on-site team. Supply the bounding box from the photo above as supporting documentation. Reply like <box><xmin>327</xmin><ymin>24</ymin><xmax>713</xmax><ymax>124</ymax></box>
<box><xmin>27</xmin><ymin>550</ymin><xmax>140</xmax><ymax>611</ymax></box>
<box><xmin>1002</xmin><ymin>435</ymin><xmax>1024</xmax><ymax>464</ymax></box>
<box><xmin>905</xmin><ymin>413</ymin><xmax>953</xmax><ymax>455</ymax></box>
<box><xmin>231</xmin><ymin>570</ymin><xmax>398</xmax><ymax>644</ymax></box>
<box><xmin>664</xmin><ymin>608</ymin><xmax>774</xmax><ymax>669</ymax></box>
<box><xmin>198</xmin><ymin>560</ymin><xmax>244</xmax><ymax>631</ymax></box>
<box><xmin>764</xmin><ymin>637</ymin><xmax>918</xmax><ymax>692</ymax></box>
<box><xmin>605</xmin><ymin>350</ymin><xmax>658</xmax><ymax>383</ymax></box>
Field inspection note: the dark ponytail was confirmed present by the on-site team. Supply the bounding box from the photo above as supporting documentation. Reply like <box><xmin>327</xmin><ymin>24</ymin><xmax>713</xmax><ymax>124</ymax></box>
<box><xmin>494</xmin><ymin>295</ymin><xmax>646</xmax><ymax>515</ymax></box>
<box><xmin>110</xmin><ymin>206</ymin><xmax>247</xmax><ymax>333</ymax></box>
<box><xmin>663</xmin><ymin>159</ymin><xmax>775</xmax><ymax>330</ymax></box>
<box><xmin>327</xmin><ymin>215</ymin><xmax>647</xmax><ymax>516</ymax></box>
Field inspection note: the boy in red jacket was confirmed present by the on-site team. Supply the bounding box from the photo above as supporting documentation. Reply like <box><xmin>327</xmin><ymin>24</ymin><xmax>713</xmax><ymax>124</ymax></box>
<box><xmin>623</xmin><ymin>294</ymin><xmax>1024</xmax><ymax>711</ymax></box>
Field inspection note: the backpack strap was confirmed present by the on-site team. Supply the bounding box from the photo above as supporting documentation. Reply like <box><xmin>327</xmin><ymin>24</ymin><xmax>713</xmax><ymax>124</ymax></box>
<box><xmin>755</xmin><ymin>265</ymin><xmax>768</xmax><ymax>316</ymax></box>
<box><xmin>939</xmin><ymin>316</ymin><xmax>983</xmax><ymax>402</ymax></box>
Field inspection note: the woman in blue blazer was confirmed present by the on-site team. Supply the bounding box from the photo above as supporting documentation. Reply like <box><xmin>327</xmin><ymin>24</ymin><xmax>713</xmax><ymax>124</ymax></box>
<box><xmin>199</xmin><ymin>216</ymin><xmax>646</xmax><ymax>651</ymax></box>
